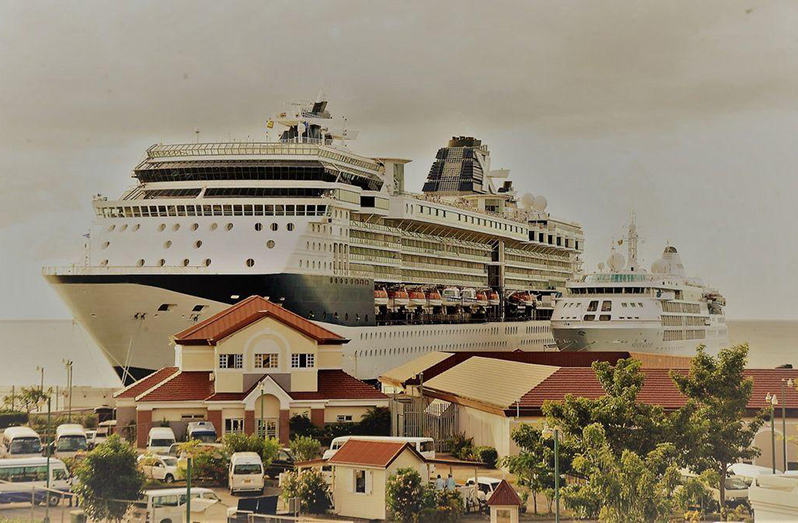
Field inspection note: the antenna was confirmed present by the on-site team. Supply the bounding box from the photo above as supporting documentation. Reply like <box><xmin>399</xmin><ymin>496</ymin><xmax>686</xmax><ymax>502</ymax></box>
<box><xmin>627</xmin><ymin>210</ymin><xmax>639</xmax><ymax>272</ymax></box>
<box><xmin>194</xmin><ymin>128</ymin><xmax>200</xmax><ymax>143</ymax></box>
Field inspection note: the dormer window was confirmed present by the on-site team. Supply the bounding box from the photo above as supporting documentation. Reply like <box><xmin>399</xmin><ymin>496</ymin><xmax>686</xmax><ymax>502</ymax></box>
<box><xmin>218</xmin><ymin>354</ymin><xmax>242</xmax><ymax>369</ymax></box>
<box><xmin>291</xmin><ymin>353</ymin><xmax>315</xmax><ymax>369</ymax></box>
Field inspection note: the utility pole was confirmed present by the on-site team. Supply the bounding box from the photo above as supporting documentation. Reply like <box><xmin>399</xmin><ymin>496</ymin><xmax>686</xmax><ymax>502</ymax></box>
<box><xmin>63</xmin><ymin>360</ymin><xmax>73</xmax><ymax>422</ymax></box>
<box><xmin>45</xmin><ymin>396</ymin><xmax>51</xmax><ymax>523</ymax></box>
<box><xmin>782</xmin><ymin>378</ymin><xmax>794</xmax><ymax>472</ymax></box>
<box><xmin>418</xmin><ymin>372</ymin><xmax>424</xmax><ymax>438</ymax></box>
<box><xmin>36</xmin><ymin>366</ymin><xmax>44</xmax><ymax>413</ymax></box>
<box><xmin>186</xmin><ymin>456</ymin><xmax>192</xmax><ymax>523</ymax></box>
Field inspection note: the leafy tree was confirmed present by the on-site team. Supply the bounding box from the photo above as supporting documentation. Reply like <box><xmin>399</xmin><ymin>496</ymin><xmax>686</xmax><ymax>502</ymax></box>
<box><xmin>446</xmin><ymin>432</ymin><xmax>474</xmax><ymax>461</ymax></box>
<box><xmin>359</xmin><ymin>406</ymin><xmax>391</xmax><ymax>435</ymax></box>
<box><xmin>176</xmin><ymin>440</ymin><xmax>229</xmax><ymax>484</ymax></box>
<box><xmin>470</xmin><ymin>446</ymin><xmax>498</xmax><ymax>468</ymax></box>
<box><xmin>386</xmin><ymin>467</ymin><xmax>435</xmax><ymax>523</ymax></box>
<box><xmin>563</xmin><ymin>424</ymin><xmax>680</xmax><ymax>522</ymax></box>
<box><xmin>670</xmin><ymin>344</ymin><xmax>766</xmax><ymax>516</ymax></box>
<box><xmin>290</xmin><ymin>435</ymin><xmax>322</xmax><ymax>462</ymax></box>
<box><xmin>8</xmin><ymin>386</ymin><xmax>51</xmax><ymax>417</ymax></box>
<box><xmin>73</xmin><ymin>434</ymin><xmax>145</xmax><ymax>522</ymax></box>
<box><xmin>434</xmin><ymin>489</ymin><xmax>463</xmax><ymax>522</ymax></box>
<box><xmin>281</xmin><ymin>469</ymin><xmax>330</xmax><ymax>514</ymax></box>
<box><xmin>544</xmin><ymin>358</ymin><xmax>670</xmax><ymax>457</ymax></box>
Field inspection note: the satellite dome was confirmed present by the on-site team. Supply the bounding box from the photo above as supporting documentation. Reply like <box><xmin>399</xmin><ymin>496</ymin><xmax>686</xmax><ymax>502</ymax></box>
<box><xmin>532</xmin><ymin>195</ymin><xmax>548</xmax><ymax>211</ymax></box>
<box><xmin>651</xmin><ymin>258</ymin><xmax>668</xmax><ymax>274</ymax></box>
<box><xmin>664</xmin><ymin>246</ymin><xmax>678</xmax><ymax>254</ymax></box>
<box><xmin>521</xmin><ymin>193</ymin><xmax>536</xmax><ymax>209</ymax></box>
<box><xmin>597</xmin><ymin>262</ymin><xmax>605</xmax><ymax>271</ymax></box>
<box><xmin>608</xmin><ymin>252</ymin><xmax>625</xmax><ymax>271</ymax></box>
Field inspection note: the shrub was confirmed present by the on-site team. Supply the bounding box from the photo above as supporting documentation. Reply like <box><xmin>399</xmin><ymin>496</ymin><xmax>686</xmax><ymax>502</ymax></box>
<box><xmin>434</xmin><ymin>489</ymin><xmax>463</xmax><ymax>522</ymax></box>
<box><xmin>471</xmin><ymin>446</ymin><xmax>498</xmax><ymax>468</ymax></box>
<box><xmin>0</xmin><ymin>412</ymin><xmax>27</xmax><ymax>429</ymax></box>
<box><xmin>359</xmin><ymin>406</ymin><xmax>391</xmax><ymax>436</ymax></box>
<box><xmin>176</xmin><ymin>440</ymin><xmax>229</xmax><ymax>484</ymax></box>
<box><xmin>446</xmin><ymin>432</ymin><xmax>474</xmax><ymax>460</ymax></box>
<box><xmin>290</xmin><ymin>435</ymin><xmax>322</xmax><ymax>462</ymax></box>
<box><xmin>222</xmin><ymin>433</ymin><xmax>280</xmax><ymax>468</ymax></box>
<box><xmin>281</xmin><ymin>469</ymin><xmax>330</xmax><ymax>514</ymax></box>
<box><xmin>386</xmin><ymin>467</ymin><xmax>435</xmax><ymax>523</ymax></box>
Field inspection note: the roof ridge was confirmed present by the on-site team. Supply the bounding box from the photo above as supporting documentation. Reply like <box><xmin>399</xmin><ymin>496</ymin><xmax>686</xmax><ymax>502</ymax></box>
<box><xmin>113</xmin><ymin>367</ymin><xmax>177</xmax><ymax>398</ymax></box>
<box><xmin>135</xmin><ymin>369</ymin><xmax>183</xmax><ymax>402</ymax></box>
<box><xmin>173</xmin><ymin>295</ymin><xmax>262</xmax><ymax>340</ymax></box>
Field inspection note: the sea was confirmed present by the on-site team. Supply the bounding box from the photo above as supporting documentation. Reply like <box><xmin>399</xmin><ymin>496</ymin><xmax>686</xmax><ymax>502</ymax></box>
<box><xmin>0</xmin><ymin>319</ymin><xmax>795</xmax><ymax>388</ymax></box>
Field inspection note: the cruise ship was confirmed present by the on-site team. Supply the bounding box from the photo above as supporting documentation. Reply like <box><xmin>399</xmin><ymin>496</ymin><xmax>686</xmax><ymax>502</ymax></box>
<box><xmin>551</xmin><ymin>217</ymin><xmax>728</xmax><ymax>355</ymax></box>
<box><xmin>44</xmin><ymin>96</ymin><xmax>584</xmax><ymax>383</ymax></box>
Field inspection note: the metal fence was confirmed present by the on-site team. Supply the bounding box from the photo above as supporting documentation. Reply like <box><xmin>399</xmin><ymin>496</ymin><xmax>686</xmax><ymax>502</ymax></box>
<box><xmin>392</xmin><ymin>397</ymin><xmax>459</xmax><ymax>452</ymax></box>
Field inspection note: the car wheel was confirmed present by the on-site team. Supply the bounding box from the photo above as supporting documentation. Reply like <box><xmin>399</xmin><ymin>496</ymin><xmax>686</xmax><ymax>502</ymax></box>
<box><xmin>47</xmin><ymin>493</ymin><xmax>60</xmax><ymax>506</ymax></box>
<box><xmin>159</xmin><ymin>519</ymin><xmax>172</xmax><ymax>523</ymax></box>
<box><xmin>164</xmin><ymin>474</ymin><xmax>174</xmax><ymax>483</ymax></box>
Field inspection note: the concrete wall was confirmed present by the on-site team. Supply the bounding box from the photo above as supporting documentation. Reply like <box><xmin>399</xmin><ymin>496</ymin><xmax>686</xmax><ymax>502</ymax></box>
<box><xmin>459</xmin><ymin>405</ymin><xmax>513</xmax><ymax>458</ymax></box>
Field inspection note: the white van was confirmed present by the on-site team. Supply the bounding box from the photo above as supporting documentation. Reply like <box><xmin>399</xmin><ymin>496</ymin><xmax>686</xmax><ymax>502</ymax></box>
<box><xmin>0</xmin><ymin>457</ymin><xmax>71</xmax><ymax>506</ymax></box>
<box><xmin>54</xmin><ymin>424</ymin><xmax>87</xmax><ymax>459</ymax></box>
<box><xmin>128</xmin><ymin>487</ymin><xmax>219</xmax><ymax>523</ymax></box>
<box><xmin>323</xmin><ymin>436</ymin><xmax>436</xmax><ymax>461</ymax></box>
<box><xmin>94</xmin><ymin>420</ymin><xmax>116</xmax><ymax>446</ymax></box>
<box><xmin>147</xmin><ymin>427</ymin><xmax>176</xmax><ymax>455</ymax></box>
<box><xmin>186</xmin><ymin>421</ymin><xmax>217</xmax><ymax>443</ymax></box>
<box><xmin>1</xmin><ymin>427</ymin><xmax>42</xmax><ymax>459</ymax></box>
<box><xmin>229</xmin><ymin>452</ymin><xmax>264</xmax><ymax>494</ymax></box>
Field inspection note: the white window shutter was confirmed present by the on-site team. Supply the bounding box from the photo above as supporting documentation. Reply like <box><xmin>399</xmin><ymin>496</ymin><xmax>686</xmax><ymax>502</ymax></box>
<box><xmin>366</xmin><ymin>470</ymin><xmax>373</xmax><ymax>494</ymax></box>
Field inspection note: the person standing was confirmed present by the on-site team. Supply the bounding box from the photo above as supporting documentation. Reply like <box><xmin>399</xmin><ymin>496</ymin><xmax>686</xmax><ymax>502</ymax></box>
<box><xmin>446</xmin><ymin>473</ymin><xmax>456</xmax><ymax>491</ymax></box>
<box><xmin>436</xmin><ymin>474</ymin><xmax>445</xmax><ymax>491</ymax></box>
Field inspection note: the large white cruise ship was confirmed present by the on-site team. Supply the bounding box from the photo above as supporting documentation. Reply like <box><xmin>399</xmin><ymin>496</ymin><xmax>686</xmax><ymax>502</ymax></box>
<box><xmin>44</xmin><ymin>96</ymin><xmax>584</xmax><ymax>383</ymax></box>
<box><xmin>551</xmin><ymin>217</ymin><xmax>728</xmax><ymax>355</ymax></box>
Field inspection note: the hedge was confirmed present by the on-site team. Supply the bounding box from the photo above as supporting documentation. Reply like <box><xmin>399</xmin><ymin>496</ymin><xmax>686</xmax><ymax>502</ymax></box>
<box><xmin>0</xmin><ymin>412</ymin><xmax>28</xmax><ymax>429</ymax></box>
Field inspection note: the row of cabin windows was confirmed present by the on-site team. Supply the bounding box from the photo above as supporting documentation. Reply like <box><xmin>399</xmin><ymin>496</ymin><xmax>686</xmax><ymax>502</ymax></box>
<box><xmin>217</xmin><ymin>353</ymin><xmax>314</xmax><ymax>369</ymax></box>
<box><xmin>584</xmin><ymin>300</ymin><xmax>646</xmax><ymax>312</ymax></box>
<box><xmin>97</xmin><ymin>203</ymin><xmax>328</xmax><ymax>219</ymax></box>
<box><xmin>408</xmin><ymin>204</ymin><xmax>528</xmax><ymax>236</ymax></box>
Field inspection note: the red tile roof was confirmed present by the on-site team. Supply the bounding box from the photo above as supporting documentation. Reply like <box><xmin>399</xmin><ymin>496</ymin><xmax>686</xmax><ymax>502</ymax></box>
<box><xmin>115</xmin><ymin>367</ymin><xmax>178</xmax><ymax>399</ymax></box>
<box><xmin>517</xmin><ymin>367</ymin><xmax>798</xmax><ymax>413</ymax></box>
<box><xmin>487</xmin><ymin>479</ymin><xmax>523</xmax><ymax>506</ymax></box>
<box><xmin>289</xmin><ymin>370</ymin><xmax>387</xmax><ymax>401</ymax></box>
<box><xmin>173</xmin><ymin>295</ymin><xmax>347</xmax><ymax>346</ymax></box>
<box><xmin>137</xmin><ymin>371</ymin><xmax>215</xmax><ymax>402</ymax></box>
<box><xmin>328</xmin><ymin>440</ymin><xmax>422</xmax><ymax>468</ymax></box>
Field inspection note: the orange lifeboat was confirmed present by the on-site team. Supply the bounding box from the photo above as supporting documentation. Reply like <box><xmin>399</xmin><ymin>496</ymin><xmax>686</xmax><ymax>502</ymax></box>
<box><xmin>409</xmin><ymin>290</ymin><xmax>427</xmax><ymax>307</ymax></box>
<box><xmin>426</xmin><ymin>290</ymin><xmax>442</xmax><ymax>307</ymax></box>
<box><xmin>509</xmin><ymin>291</ymin><xmax>535</xmax><ymax>307</ymax></box>
<box><xmin>374</xmin><ymin>288</ymin><xmax>389</xmax><ymax>306</ymax></box>
<box><xmin>476</xmin><ymin>291</ymin><xmax>488</xmax><ymax>307</ymax></box>
<box><xmin>388</xmin><ymin>288</ymin><xmax>410</xmax><ymax>309</ymax></box>
<box><xmin>488</xmin><ymin>291</ymin><xmax>501</xmax><ymax>306</ymax></box>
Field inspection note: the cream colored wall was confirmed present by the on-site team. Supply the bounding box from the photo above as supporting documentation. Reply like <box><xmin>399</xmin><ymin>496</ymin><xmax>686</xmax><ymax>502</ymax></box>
<box><xmin>291</xmin><ymin>370</ymin><xmax>318</xmax><ymax>393</ymax></box>
<box><xmin>752</xmin><ymin>419</ymin><xmax>798</xmax><ymax>471</ymax></box>
<box><xmin>151</xmin><ymin>408</ymin><xmax>207</xmax><ymax>422</ymax></box>
<box><xmin>388</xmin><ymin>449</ymin><xmax>429</xmax><ymax>483</ymax></box>
<box><xmin>318</xmin><ymin>349</ymin><xmax>342</xmax><ymax>370</ymax></box>
<box><xmin>459</xmin><ymin>406</ymin><xmax>513</xmax><ymax>458</ymax></box>
<box><xmin>324</xmin><ymin>406</ymin><xmax>371</xmax><ymax>424</ymax></box>
<box><xmin>177</xmin><ymin>346</ymin><xmax>215</xmax><ymax>371</ymax></box>
<box><xmin>490</xmin><ymin>506</ymin><xmax>519</xmax><ymax>523</ymax></box>
<box><xmin>254</xmin><ymin>395</ymin><xmax>281</xmax><ymax>418</ymax></box>
<box><xmin>333</xmin><ymin>466</ymin><xmax>387</xmax><ymax>520</ymax></box>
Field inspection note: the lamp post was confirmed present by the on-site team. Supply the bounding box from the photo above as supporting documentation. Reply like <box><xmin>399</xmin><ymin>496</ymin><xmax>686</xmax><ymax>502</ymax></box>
<box><xmin>766</xmin><ymin>393</ymin><xmax>778</xmax><ymax>473</ymax></box>
<box><xmin>782</xmin><ymin>378</ymin><xmax>794</xmax><ymax>472</ymax></box>
<box><xmin>259</xmin><ymin>381</ymin><xmax>265</xmax><ymax>439</ymax></box>
<box><xmin>35</xmin><ymin>366</ymin><xmax>44</xmax><ymax>413</ymax></box>
<box><xmin>62</xmin><ymin>360</ymin><xmax>73</xmax><ymax>422</ymax></box>
<box><xmin>543</xmin><ymin>425</ymin><xmax>560</xmax><ymax>523</ymax></box>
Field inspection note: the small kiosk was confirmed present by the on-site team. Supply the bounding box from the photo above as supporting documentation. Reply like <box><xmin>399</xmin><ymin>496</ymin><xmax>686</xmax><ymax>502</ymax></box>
<box><xmin>486</xmin><ymin>479</ymin><xmax>523</xmax><ymax>523</ymax></box>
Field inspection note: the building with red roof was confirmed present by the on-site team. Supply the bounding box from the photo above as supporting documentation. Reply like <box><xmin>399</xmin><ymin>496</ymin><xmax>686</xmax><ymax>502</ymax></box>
<box><xmin>115</xmin><ymin>296</ymin><xmax>386</xmax><ymax>447</ymax></box>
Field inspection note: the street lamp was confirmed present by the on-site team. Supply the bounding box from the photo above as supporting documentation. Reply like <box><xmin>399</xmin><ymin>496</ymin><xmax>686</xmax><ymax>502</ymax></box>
<box><xmin>782</xmin><ymin>378</ymin><xmax>794</xmax><ymax>472</ymax></box>
<box><xmin>259</xmin><ymin>380</ymin><xmax>266</xmax><ymax>440</ymax></box>
<box><xmin>543</xmin><ymin>424</ymin><xmax>561</xmax><ymax>523</ymax></box>
<box><xmin>766</xmin><ymin>393</ymin><xmax>778</xmax><ymax>473</ymax></box>
<box><xmin>62</xmin><ymin>360</ymin><xmax>73</xmax><ymax>422</ymax></box>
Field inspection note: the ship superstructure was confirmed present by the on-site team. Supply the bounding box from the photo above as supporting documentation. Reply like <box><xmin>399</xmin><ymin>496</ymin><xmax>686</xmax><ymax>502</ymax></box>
<box><xmin>551</xmin><ymin>217</ymin><xmax>728</xmax><ymax>355</ymax></box>
<box><xmin>44</xmin><ymin>97</ymin><xmax>584</xmax><ymax>382</ymax></box>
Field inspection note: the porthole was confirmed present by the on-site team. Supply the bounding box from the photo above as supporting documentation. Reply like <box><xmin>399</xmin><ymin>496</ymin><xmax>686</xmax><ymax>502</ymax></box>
<box><xmin>172</xmin><ymin>224</ymin><xmax>180</xmax><ymax>231</ymax></box>
<box><xmin>270</xmin><ymin>223</ymin><xmax>278</xmax><ymax>231</ymax></box>
<box><xmin>158</xmin><ymin>224</ymin><xmax>166</xmax><ymax>232</ymax></box>
<box><xmin>120</xmin><ymin>224</ymin><xmax>128</xmax><ymax>232</ymax></box>
<box><xmin>226</xmin><ymin>223</ymin><xmax>233</xmax><ymax>231</ymax></box>
<box><xmin>99</xmin><ymin>259</ymin><xmax>108</xmax><ymax>266</ymax></box>
<box><xmin>246</xmin><ymin>258</ymin><xmax>255</xmax><ymax>267</ymax></box>
<box><xmin>287</xmin><ymin>223</ymin><xmax>294</xmax><ymax>231</ymax></box>
<box><xmin>204</xmin><ymin>258</ymin><xmax>212</xmax><ymax>267</ymax></box>
<box><xmin>194</xmin><ymin>240</ymin><xmax>202</xmax><ymax>249</ymax></box>
<box><xmin>255</xmin><ymin>223</ymin><xmax>263</xmax><ymax>231</ymax></box>
<box><xmin>136</xmin><ymin>259</ymin><xmax>145</xmax><ymax>267</ymax></box>
<box><xmin>191</xmin><ymin>223</ymin><xmax>199</xmax><ymax>231</ymax></box>
<box><xmin>107</xmin><ymin>225</ymin><xmax>115</xmax><ymax>232</ymax></box>
<box><xmin>164</xmin><ymin>241</ymin><xmax>172</xmax><ymax>249</ymax></box>
<box><xmin>101</xmin><ymin>241</ymin><xmax>110</xmax><ymax>249</ymax></box>
<box><xmin>157</xmin><ymin>259</ymin><xmax>165</xmax><ymax>266</ymax></box>
<box><xmin>133</xmin><ymin>224</ymin><xmax>140</xmax><ymax>231</ymax></box>
<box><xmin>266</xmin><ymin>240</ymin><xmax>275</xmax><ymax>249</ymax></box>
<box><xmin>182</xmin><ymin>259</ymin><xmax>190</xmax><ymax>267</ymax></box>
<box><xmin>210</xmin><ymin>223</ymin><xmax>218</xmax><ymax>231</ymax></box>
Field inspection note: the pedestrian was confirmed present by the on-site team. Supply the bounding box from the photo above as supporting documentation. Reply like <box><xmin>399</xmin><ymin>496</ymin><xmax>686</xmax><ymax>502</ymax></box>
<box><xmin>446</xmin><ymin>473</ymin><xmax>456</xmax><ymax>491</ymax></box>
<box><xmin>436</xmin><ymin>474</ymin><xmax>445</xmax><ymax>491</ymax></box>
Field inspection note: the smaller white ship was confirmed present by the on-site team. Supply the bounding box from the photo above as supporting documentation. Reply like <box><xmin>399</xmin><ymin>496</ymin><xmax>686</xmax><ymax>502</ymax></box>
<box><xmin>551</xmin><ymin>216</ymin><xmax>728</xmax><ymax>355</ymax></box>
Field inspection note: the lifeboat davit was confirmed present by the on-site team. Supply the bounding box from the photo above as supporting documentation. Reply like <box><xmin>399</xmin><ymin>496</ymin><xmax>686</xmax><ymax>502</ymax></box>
<box><xmin>409</xmin><ymin>290</ymin><xmax>427</xmax><ymax>307</ymax></box>
<box><xmin>426</xmin><ymin>290</ymin><xmax>442</xmax><ymax>307</ymax></box>
<box><xmin>374</xmin><ymin>289</ymin><xmax>389</xmax><ymax>306</ymax></box>
<box><xmin>509</xmin><ymin>291</ymin><xmax>535</xmax><ymax>307</ymax></box>
<box><xmin>441</xmin><ymin>287</ymin><xmax>461</xmax><ymax>306</ymax></box>
<box><xmin>388</xmin><ymin>288</ymin><xmax>410</xmax><ymax>309</ymax></box>
<box><xmin>488</xmin><ymin>291</ymin><xmax>501</xmax><ymax>306</ymax></box>
<box><xmin>476</xmin><ymin>291</ymin><xmax>488</xmax><ymax>307</ymax></box>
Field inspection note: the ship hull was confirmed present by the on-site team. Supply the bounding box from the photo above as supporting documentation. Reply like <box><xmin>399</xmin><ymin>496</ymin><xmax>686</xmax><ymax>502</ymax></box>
<box><xmin>47</xmin><ymin>273</ymin><xmax>557</xmax><ymax>382</ymax></box>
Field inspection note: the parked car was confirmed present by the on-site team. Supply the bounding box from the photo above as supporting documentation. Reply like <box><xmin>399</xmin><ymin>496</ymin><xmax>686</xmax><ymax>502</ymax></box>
<box><xmin>54</xmin><ymin>424</ymin><xmax>87</xmax><ymax>459</ymax></box>
<box><xmin>138</xmin><ymin>454</ymin><xmax>180</xmax><ymax>483</ymax></box>
<box><xmin>127</xmin><ymin>487</ymin><xmax>219</xmax><ymax>523</ymax></box>
<box><xmin>1</xmin><ymin>426</ymin><xmax>42</xmax><ymax>459</ymax></box>
<box><xmin>265</xmin><ymin>448</ymin><xmax>294</xmax><ymax>478</ymax></box>
<box><xmin>85</xmin><ymin>429</ymin><xmax>97</xmax><ymax>449</ymax></box>
<box><xmin>147</xmin><ymin>427</ymin><xmax>176</xmax><ymax>455</ymax></box>
<box><xmin>94</xmin><ymin>420</ymin><xmax>116</xmax><ymax>446</ymax></box>
<box><xmin>186</xmin><ymin>421</ymin><xmax>217</xmax><ymax>443</ymax></box>
<box><xmin>229</xmin><ymin>452</ymin><xmax>264</xmax><ymax>495</ymax></box>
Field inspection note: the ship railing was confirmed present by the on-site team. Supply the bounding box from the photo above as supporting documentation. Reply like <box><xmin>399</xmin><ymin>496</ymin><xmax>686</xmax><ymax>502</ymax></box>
<box><xmin>42</xmin><ymin>265</ymin><xmax>216</xmax><ymax>276</ymax></box>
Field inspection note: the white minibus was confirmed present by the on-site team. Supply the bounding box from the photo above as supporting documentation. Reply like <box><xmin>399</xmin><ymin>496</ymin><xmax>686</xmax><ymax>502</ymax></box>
<box><xmin>0</xmin><ymin>457</ymin><xmax>71</xmax><ymax>506</ymax></box>
<box><xmin>54</xmin><ymin>424</ymin><xmax>87</xmax><ymax>459</ymax></box>
<box><xmin>128</xmin><ymin>487</ymin><xmax>219</xmax><ymax>523</ymax></box>
<box><xmin>147</xmin><ymin>427</ymin><xmax>176</xmax><ymax>455</ymax></box>
<box><xmin>1</xmin><ymin>427</ymin><xmax>42</xmax><ymax>459</ymax></box>
<box><xmin>323</xmin><ymin>436</ymin><xmax>436</xmax><ymax>461</ymax></box>
<box><xmin>229</xmin><ymin>452</ymin><xmax>264</xmax><ymax>494</ymax></box>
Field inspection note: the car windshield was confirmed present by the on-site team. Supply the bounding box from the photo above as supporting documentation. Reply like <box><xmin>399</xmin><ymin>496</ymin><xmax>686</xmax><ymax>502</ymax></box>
<box><xmin>726</xmin><ymin>478</ymin><xmax>749</xmax><ymax>490</ymax></box>
<box><xmin>162</xmin><ymin>458</ymin><xmax>178</xmax><ymax>467</ymax></box>
<box><xmin>151</xmin><ymin>439</ymin><xmax>174</xmax><ymax>447</ymax></box>
<box><xmin>419</xmin><ymin>441</ymin><xmax>434</xmax><ymax>453</ymax></box>
<box><xmin>192</xmin><ymin>433</ymin><xmax>216</xmax><ymax>443</ymax></box>
<box><xmin>56</xmin><ymin>436</ymin><xmax>86</xmax><ymax>452</ymax></box>
<box><xmin>234</xmin><ymin>464</ymin><xmax>262</xmax><ymax>475</ymax></box>
<box><xmin>9</xmin><ymin>438</ymin><xmax>41</xmax><ymax>454</ymax></box>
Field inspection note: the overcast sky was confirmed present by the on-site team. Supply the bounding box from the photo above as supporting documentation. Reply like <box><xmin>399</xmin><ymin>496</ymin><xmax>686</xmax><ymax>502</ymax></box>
<box><xmin>1</xmin><ymin>0</ymin><xmax>796</xmax><ymax>320</ymax></box>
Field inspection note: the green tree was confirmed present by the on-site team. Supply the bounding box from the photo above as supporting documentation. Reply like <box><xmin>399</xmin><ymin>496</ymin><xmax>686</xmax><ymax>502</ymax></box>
<box><xmin>73</xmin><ymin>434</ymin><xmax>145</xmax><ymax>522</ymax></box>
<box><xmin>290</xmin><ymin>435</ymin><xmax>322</xmax><ymax>462</ymax></box>
<box><xmin>386</xmin><ymin>467</ymin><xmax>435</xmax><ymax>523</ymax></box>
<box><xmin>359</xmin><ymin>406</ymin><xmax>391</xmax><ymax>435</ymax></box>
<box><xmin>222</xmin><ymin>433</ymin><xmax>280</xmax><ymax>468</ymax></box>
<box><xmin>544</xmin><ymin>358</ymin><xmax>670</xmax><ymax>457</ymax></box>
<box><xmin>281</xmin><ymin>469</ymin><xmax>330</xmax><ymax>514</ymax></box>
<box><xmin>563</xmin><ymin>424</ymin><xmax>680</xmax><ymax>522</ymax></box>
<box><xmin>176</xmin><ymin>440</ymin><xmax>229</xmax><ymax>484</ymax></box>
<box><xmin>670</xmin><ymin>344</ymin><xmax>766</xmax><ymax>516</ymax></box>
